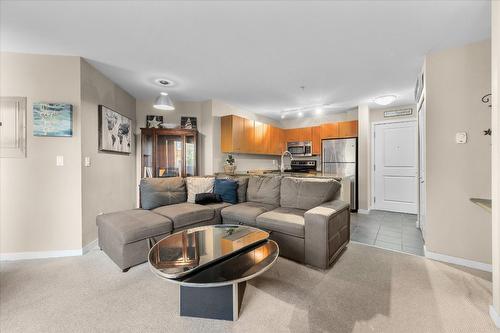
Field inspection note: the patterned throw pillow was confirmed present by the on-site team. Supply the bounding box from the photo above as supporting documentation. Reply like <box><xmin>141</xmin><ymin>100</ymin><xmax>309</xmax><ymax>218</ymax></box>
<box><xmin>186</xmin><ymin>177</ymin><xmax>215</xmax><ymax>203</ymax></box>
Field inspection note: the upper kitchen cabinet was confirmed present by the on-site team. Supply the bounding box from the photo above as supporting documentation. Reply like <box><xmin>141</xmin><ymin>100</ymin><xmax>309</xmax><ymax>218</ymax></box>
<box><xmin>221</xmin><ymin>115</ymin><xmax>245</xmax><ymax>153</ymax></box>
<box><xmin>269</xmin><ymin>126</ymin><xmax>285</xmax><ymax>155</ymax></box>
<box><xmin>254</xmin><ymin>121</ymin><xmax>270</xmax><ymax>154</ymax></box>
<box><xmin>338</xmin><ymin>120</ymin><xmax>358</xmax><ymax>137</ymax></box>
<box><xmin>285</xmin><ymin>127</ymin><xmax>312</xmax><ymax>142</ymax></box>
<box><xmin>320</xmin><ymin>122</ymin><xmax>339</xmax><ymax>139</ymax></box>
<box><xmin>312</xmin><ymin>126</ymin><xmax>321</xmax><ymax>155</ymax></box>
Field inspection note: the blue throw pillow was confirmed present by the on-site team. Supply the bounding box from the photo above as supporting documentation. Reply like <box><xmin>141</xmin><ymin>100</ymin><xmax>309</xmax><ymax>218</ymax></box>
<box><xmin>214</xmin><ymin>179</ymin><xmax>238</xmax><ymax>204</ymax></box>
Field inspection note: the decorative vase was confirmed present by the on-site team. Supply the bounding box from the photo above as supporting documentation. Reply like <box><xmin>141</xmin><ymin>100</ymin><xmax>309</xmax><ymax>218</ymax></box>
<box><xmin>224</xmin><ymin>164</ymin><xmax>236</xmax><ymax>175</ymax></box>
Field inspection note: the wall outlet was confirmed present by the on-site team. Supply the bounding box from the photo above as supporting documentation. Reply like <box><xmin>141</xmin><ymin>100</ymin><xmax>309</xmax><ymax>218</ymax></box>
<box><xmin>84</xmin><ymin>156</ymin><xmax>91</xmax><ymax>167</ymax></box>
<box><xmin>56</xmin><ymin>155</ymin><xmax>64</xmax><ymax>166</ymax></box>
<box><xmin>456</xmin><ymin>132</ymin><xmax>467</xmax><ymax>144</ymax></box>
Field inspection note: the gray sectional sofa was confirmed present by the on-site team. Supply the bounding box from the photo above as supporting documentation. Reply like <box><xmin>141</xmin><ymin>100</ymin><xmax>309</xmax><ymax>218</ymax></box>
<box><xmin>96</xmin><ymin>176</ymin><xmax>350</xmax><ymax>272</ymax></box>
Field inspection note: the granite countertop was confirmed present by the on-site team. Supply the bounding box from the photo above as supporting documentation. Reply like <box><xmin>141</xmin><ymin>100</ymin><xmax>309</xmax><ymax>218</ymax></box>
<box><xmin>215</xmin><ymin>171</ymin><xmax>342</xmax><ymax>180</ymax></box>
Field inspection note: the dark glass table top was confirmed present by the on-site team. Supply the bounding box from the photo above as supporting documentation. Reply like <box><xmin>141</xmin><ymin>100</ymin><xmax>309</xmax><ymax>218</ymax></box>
<box><xmin>148</xmin><ymin>225</ymin><xmax>279</xmax><ymax>286</ymax></box>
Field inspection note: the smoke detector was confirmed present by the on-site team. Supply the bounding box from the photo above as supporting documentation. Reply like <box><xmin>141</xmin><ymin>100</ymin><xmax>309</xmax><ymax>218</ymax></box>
<box><xmin>154</xmin><ymin>78</ymin><xmax>175</xmax><ymax>87</ymax></box>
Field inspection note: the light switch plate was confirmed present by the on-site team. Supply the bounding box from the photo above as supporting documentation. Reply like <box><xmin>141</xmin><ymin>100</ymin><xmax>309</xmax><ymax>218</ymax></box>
<box><xmin>456</xmin><ymin>132</ymin><xmax>467</xmax><ymax>144</ymax></box>
<box><xmin>84</xmin><ymin>156</ymin><xmax>91</xmax><ymax>167</ymax></box>
<box><xmin>56</xmin><ymin>155</ymin><xmax>64</xmax><ymax>166</ymax></box>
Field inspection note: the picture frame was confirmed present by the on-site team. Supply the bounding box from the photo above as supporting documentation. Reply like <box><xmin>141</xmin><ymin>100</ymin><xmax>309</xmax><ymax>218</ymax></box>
<box><xmin>33</xmin><ymin>102</ymin><xmax>73</xmax><ymax>137</ymax></box>
<box><xmin>146</xmin><ymin>115</ymin><xmax>163</xmax><ymax>128</ymax></box>
<box><xmin>98</xmin><ymin>105</ymin><xmax>132</xmax><ymax>154</ymax></box>
<box><xmin>181</xmin><ymin>116</ymin><xmax>197</xmax><ymax>130</ymax></box>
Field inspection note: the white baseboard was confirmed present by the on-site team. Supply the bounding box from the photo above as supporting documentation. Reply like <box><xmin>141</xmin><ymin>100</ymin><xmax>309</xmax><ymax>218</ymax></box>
<box><xmin>490</xmin><ymin>305</ymin><xmax>500</xmax><ymax>328</ymax></box>
<box><xmin>357</xmin><ymin>209</ymin><xmax>371</xmax><ymax>215</ymax></box>
<box><xmin>82</xmin><ymin>239</ymin><xmax>98</xmax><ymax>254</ymax></box>
<box><xmin>0</xmin><ymin>239</ymin><xmax>98</xmax><ymax>261</ymax></box>
<box><xmin>424</xmin><ymin>246</ymin><xmax>492</xmax><ymax>272</ymax></box>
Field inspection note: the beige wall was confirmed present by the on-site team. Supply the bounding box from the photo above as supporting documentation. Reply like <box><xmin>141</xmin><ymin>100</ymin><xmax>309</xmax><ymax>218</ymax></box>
<box><xmin>357</xmin><ymin>104</ymin><xmax>371</xmax><ymax>211</ymax></box>
<box><xmin>425</xmin><ymin>40</ymin><xmax>492</xmax><ymax>264</ymax></box>
<box><xmin>491</xmin><ymin>0</ymin><xmax>500</xmax><ymax>317</ymax></box>
<box><xmin>80</xmin><ymin>59</ymin><xmax>136</xmax><ymax>246</ymax></box>
<box><xmin>0</xmin><ymin>53</ymin><xmax>83</xmax><ymax>253</ymax></box>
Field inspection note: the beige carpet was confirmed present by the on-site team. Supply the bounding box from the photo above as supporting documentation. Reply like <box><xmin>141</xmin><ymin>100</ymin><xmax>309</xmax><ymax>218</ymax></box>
<box><xmin>0</xmin><ymin>243</ymin><xmax>497</xmax><ymax>333</ymax></box>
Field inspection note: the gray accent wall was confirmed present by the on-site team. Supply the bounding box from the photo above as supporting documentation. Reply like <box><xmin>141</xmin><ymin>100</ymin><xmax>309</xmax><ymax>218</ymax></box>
<box><xmin>80</xmin><ymin>59</ymin><xmax>137</xmax><ymax>247</ymax></box>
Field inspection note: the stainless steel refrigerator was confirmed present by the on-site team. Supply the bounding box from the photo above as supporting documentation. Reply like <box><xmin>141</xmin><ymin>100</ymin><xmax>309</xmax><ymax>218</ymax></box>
<box><xmin>322</xmin><ymin>138</ymin><xmax>358</xmax><ymax>211</ymax></box>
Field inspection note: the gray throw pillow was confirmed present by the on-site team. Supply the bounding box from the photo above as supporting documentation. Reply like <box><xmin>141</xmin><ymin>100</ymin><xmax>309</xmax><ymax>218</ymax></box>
<box><xmin>280</xmin><ymin>177</ymin><xmax>340</xmax><ymax>210</ymax></box>
<box><xmin>140</xmin><ymin>177</ymin><xmax>187</xmax><ymax>210</ymax></box>
<box><xmin>246</xmin><ymin>176</ymin><xmax>281</xmax><ymax>206</ymax></box>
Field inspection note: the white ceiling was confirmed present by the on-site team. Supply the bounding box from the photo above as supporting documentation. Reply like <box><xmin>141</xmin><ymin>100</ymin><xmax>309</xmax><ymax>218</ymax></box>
<box><xmin>0</xmin><ymin>1</ymin><xmax>491</xmax><ymax>119</ymax></box>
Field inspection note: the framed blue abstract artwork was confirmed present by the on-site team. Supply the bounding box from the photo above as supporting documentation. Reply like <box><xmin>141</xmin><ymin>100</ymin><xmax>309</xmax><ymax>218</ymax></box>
<box><xmin>33</xmin><ymin>103</ymin><xmax>73</xmax><ymax>137</ymax></box>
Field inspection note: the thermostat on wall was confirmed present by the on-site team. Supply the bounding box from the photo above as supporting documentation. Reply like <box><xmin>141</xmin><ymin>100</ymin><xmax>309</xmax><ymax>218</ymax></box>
<box><xmin>456</xmin><ymin>132</ymin><xmax>467</xmax><ymax>144</ymax></box>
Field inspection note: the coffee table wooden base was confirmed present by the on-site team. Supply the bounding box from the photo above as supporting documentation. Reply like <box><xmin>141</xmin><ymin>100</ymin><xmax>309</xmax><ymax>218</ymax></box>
<box><xmin>180</xmin><ymin>282</ymin><xmax>247</xmax><ymax>321</ymax></box>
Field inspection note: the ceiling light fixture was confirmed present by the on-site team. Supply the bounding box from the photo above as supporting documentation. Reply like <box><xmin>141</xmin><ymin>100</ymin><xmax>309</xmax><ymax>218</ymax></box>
<box><xmin>154</xmin><ymin>78</ymin><xmax>175</xmax><ymax>87</ymax></box>
<box><xmin>297</xmin><ymin>111</ymin><xmax>303</xmax><ymax>118</ymax></box>
<box><xmin>374</xmin><ymin>95</ymin><xmax>397</xmax><ymax>106</ymax></box>
<box><xmin>281</xmin><ymin>114</ymin><xmax>286</xmax><ymax>119</ymax></box>
<box><xmin>154</xmin><ymin>92</ymin><xmax>175</xmax><ymax>110</ymax></box>
<box><xmin>315</xmin><ymin>107</ymin><xmax>323</xmax><ymax>115</ymax></box>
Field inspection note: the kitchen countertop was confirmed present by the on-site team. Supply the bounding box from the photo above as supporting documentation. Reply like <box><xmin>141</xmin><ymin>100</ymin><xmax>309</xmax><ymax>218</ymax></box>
<box><xmin>215</xmin><ymin>171</ymin><xmax>343</xmax><ymax>180</ymax></box>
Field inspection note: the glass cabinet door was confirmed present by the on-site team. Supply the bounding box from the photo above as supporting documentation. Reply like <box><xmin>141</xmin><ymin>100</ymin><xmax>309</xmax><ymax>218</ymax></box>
<box><xmin>185</xmin><ymin>134</ymin><xmax>196</xmax><ymax>176</ymax></box>
<box><xmin>142</xmin><ymin>131</ymin><xmax>153</xmax><ymax>178</ymax></box>
<box><xmin>156</xmin><ymin>134</ymin><xmax>183</xmax><ymax>177</ymax></box>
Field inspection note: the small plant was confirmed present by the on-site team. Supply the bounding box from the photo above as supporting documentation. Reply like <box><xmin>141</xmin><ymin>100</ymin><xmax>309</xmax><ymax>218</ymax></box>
<box><xmin>225</xmin><ymin>154</ymin><xmax>235</xmax><ymax>166</ymax></box>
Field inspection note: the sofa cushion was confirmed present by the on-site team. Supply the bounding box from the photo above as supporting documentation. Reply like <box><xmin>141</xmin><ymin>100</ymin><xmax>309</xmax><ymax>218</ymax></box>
<box><xmin>96</xmin><ymin>209</ymin><xmax>173</xmax><ymax>244</ymax></box>
<box><xmin>217</xmin><ymin>175</ymin><xmax>249</xmax><ymax>203</ymax></box>
<box><xmin>186</xmin><ymin>177</ymin><xmax>215</xmax><ymax>203</ymax></box>
<box><xmin>140</xmin><ymin>177</ymin><xmax>186</xmax><ymax>210</ymax></box>
<box><xmin>256</xmin><ymin>207</ymin><xmax>306</xmax><ymax>238</ymax></box>
<box><xmin>280</xmin><ymin>177</ymin><xmax>340</xmax><ymax>210</ymax></box>
<box><xmin>214</xmin><ymin>178</ymin><xmax>238</xmax><ymax>204</ymax></box>
<box><xmin>152</xmin><ymin>202</ymin><xmax>215</xmax><ymax>229</ymax></box>
<box><xmin>246</xmin><ymin>176</ymin><xmax>281</xmax><ymax>206</ymax></box>
<box><xmin>221</xmin><ymin>201</ymin><xmax>276</xmax><ymax>226</ymax></box>
<box><xmin>204</xmin><ymin>201</ymin><xmax>233</xmax><ymax>219</ymax></box>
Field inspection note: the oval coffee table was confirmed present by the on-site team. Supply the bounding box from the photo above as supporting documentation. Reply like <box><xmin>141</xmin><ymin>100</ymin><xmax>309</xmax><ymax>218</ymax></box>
<box><xmin>148</xmin><ymin>224</ymin><xmax>279</xmax><ymax>321</ymax></box>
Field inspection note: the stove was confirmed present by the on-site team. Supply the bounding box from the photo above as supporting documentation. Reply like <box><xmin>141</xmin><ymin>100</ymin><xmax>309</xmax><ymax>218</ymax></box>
<box><xmin>290</xmin><ymin>160</ymin><xmax>317</xmax><ymax>173</ymax></box>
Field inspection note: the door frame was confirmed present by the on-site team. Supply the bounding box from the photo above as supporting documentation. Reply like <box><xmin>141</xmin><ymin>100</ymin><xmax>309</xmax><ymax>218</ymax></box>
<box><xmin>370</xmin><ymin>118</ymin><xmax>418</xmax><ymax>212</ymax></box>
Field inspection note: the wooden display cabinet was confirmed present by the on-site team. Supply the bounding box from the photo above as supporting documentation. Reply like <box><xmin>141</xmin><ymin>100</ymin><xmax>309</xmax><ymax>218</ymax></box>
<box><xmin>141</xmin><ymin>128</ymin><xmax>198</xmax><ymax>178</ymax></box>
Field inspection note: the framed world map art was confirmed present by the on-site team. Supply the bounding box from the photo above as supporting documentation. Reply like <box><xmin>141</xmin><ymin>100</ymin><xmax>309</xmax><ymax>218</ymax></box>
<box><xmin>98</xmin><ymin>105</ymin><xmax>132</xmax><ymax>154</ymax></box>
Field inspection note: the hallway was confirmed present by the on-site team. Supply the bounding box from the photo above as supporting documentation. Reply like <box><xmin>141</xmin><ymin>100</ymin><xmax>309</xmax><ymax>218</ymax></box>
<box><xmin>350</xmin><ymin>210</ymin><xmax>424</xmax><ymax>256</ymax></box>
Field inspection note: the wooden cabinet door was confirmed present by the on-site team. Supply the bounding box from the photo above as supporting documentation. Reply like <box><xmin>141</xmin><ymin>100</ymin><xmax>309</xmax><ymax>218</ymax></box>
<box><xmin>254</xmin><ymin>122</ymin><xmax>270</xmax><ymax>154</ymax></box>
<box><xmin>312</xmin><ymin>126</ymin><xmax>321</xmax><ymax>155</ymax></box>
<box><xmin>285</xmin><ymin>128</ymin><xmax>301</xmax><ymax>142</ymax></box>
<box><xmin>278</xmin><ymin>128</ymin><xmax>286</xmax><ymax>154</ymax></box>
<box><xmin>299</xmin><ymin>127</ymin><xmax>312</xmax><ymax>141</ymax></box>
<box><xmin>338</xmin><ymin>120</ymin><xmax>358</xmax><ymax>137</ymax></box>
<box><xmin>320</xmin><ymin>123</ymin><xmax>339</xmax><ymax>139</ymax></box>
<box><xmin>241</xmin><ymin>118</ymin><xmax>255</xmax><ymax>153</ymax></box>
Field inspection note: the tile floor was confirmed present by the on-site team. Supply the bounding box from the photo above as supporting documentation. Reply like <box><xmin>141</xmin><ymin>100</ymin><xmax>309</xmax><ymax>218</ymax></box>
<box><xmin>350</xmin><ymin>210</ymin><xmax>424</xmax><ymax>256</ymax></box>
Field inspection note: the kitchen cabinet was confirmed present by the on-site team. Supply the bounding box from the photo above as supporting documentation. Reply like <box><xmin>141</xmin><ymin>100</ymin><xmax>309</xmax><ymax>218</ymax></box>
<box><xmin>338</xmin><ymin>120</ymin><xmax>358</xmax><ymax>138</ymax></box>
<box><xmin>254</xmin><ymin>121</ymin><xmax>270</xmax><ymax>154</ymax></box>
<box><xmin>312</xmin><ymin>126</ymin><xmax>321</xmax><ymax>155</ymax></box>
<box><xmin>221</xmin><ymin>115</ymin><xmax>357</xmax><ymax>156</ymax></box>
<box><xmin>320</xmin><ymin>123</ymin><xmax>339</xmax><ymax>139</ymax></box>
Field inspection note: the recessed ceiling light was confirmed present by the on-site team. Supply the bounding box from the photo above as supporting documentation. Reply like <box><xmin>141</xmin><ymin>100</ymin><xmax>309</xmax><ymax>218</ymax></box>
<box><xmin>155</xmin><ymin>78</ymin><xmax>175</xmax><ymax>87</ymax></box>
<box><xmin>281</xmin><ymin>114</ymin><xmax>286</xmax><ymax>119</ymax></box>
<box><xmin>297</xmin><ymin>112</ymin><xmax>303</xmax><ymax>118</ymax></box>
<box><xmin>315</xmin><ymin>107</ymin><xmax>323</xmax><ymax>115</ymax></box>
<box><xmin>374</xmin><ymin>95</ymin><xmax>397</xmax><ymax>106</ymax></box>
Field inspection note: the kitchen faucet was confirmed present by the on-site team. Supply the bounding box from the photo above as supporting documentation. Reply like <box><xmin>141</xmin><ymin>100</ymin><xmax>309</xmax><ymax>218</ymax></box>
<box><xmin>280</xmin><ymin>151</ymin><xmax>294</xmax><ymax>172</ymax></box>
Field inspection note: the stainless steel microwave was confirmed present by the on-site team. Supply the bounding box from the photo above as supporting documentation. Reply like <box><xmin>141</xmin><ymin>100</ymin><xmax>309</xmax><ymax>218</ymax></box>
<box><xmin>287</xmin><ymin>141</ymin><xmax>312</xmax><ymax>156</ymax></box>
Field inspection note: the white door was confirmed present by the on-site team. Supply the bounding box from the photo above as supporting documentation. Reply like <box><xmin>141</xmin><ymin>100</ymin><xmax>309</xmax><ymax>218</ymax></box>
<box><xmin>418</xmin><ymin>101</ymin><xmax>426</xmax><ymax>234</ymax></box>
<box><xmin>373</xmin><ymin>121</ymin><xmax>418</xmax><ymax>214</ymax></box>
